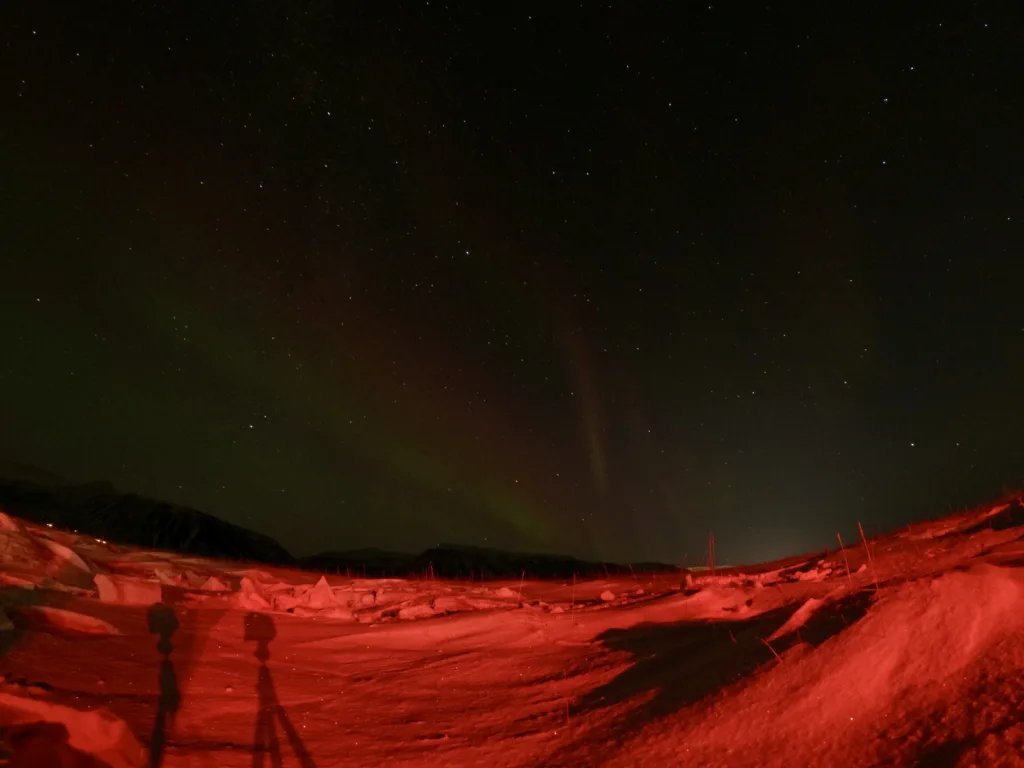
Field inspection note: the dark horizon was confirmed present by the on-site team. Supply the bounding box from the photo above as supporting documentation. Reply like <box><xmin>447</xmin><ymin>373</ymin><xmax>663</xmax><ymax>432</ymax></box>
<box><xmin>2</xmin><ymin>3</ymin><xmax>1022</xmax><ymax>566</ymax></box>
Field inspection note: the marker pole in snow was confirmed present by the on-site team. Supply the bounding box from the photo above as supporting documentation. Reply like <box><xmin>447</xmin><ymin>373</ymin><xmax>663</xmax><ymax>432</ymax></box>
<box><xmin>570</xmin><ymin>573</ymin><xmax>576</xmax><ymax>617</ymax></box>
<box><xmin>837</xmin><ymin>533</ymin><xmax>853</xmax><ymax>586</ymax></box>
<box><xmin>857</xmin><ymin>522</ymin><xmax>880</xmax><ymax>594</ymax></box>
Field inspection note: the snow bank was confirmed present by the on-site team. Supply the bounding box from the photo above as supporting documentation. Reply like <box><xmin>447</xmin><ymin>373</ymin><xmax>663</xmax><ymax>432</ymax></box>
<box><xmin>613</xmin><ymin>564</ymin><xmax>1024</xmax><ymax>767</ymax></box>
<box><xmin>0</xmin><ymin>692</ymin><xmax>146</xmax><ymax>767</ymax></box>
<box><xmin>766</xmin><ymin>596</ymin><xmax>826</xmax><ymax>642</ymax></box>
<box><xmin>15</xmin><ymin>605</ymin><xmax>121</xmax><ymax>636</ymax></box>
<box><xmin>34</xmin><ymin>536</ymin><xmax>93</xmax><ymax>574</ymax></box>
<box><xmin>903</xmin><ymin>502</ymin><xmax>1012</xmax><ymax>540</ymax></box>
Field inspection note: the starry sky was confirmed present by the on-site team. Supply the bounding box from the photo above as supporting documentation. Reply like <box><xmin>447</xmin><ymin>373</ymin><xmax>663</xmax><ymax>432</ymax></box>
<box><xmin>1</xmin><ymin>2</ymin><xmax>1022</xmax><ymax>566</ymax></box>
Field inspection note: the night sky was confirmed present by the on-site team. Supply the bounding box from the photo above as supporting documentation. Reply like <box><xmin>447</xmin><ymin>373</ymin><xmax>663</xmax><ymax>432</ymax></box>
<box><xmin>2</xmin><ymin>3</ymin><xmax>1022</xmax><ymax>566</ymax></box>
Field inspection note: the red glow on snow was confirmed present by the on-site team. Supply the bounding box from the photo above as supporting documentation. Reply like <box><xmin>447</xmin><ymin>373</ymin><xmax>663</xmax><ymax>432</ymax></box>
<box><xmin>0</xmin><ymin>500</ymin><xmax>1022</xmax><ymax>766</ymax></box>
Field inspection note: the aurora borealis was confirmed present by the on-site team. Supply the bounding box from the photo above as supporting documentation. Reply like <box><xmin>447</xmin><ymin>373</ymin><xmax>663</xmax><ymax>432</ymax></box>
<box><xmin>2</xmin><ymin>3</ymin><xmax>1023</xmax><ymax>566</ymax></box>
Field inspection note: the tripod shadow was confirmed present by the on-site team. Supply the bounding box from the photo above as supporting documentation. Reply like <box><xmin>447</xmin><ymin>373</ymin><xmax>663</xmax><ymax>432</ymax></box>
<box><xmin>244</xmin><ymin>612</ymin><xmax>316</xmax><ymax>768</ymax></box>
<box><xmin>147</xmin><ymin>602</ymin><xmax>181</xmax><ymax>768</ymax></box>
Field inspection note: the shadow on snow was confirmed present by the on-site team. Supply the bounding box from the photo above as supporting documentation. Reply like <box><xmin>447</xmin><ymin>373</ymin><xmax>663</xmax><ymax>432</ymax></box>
<box><xmin>543</xmin><ymin>589</ymin><xmax>876</xmax><ymax>767</ymax></box>
<box><xmin>0</xmin><ymin>584</ymin><xmax>316</xmax><ymax>767</ymax></box>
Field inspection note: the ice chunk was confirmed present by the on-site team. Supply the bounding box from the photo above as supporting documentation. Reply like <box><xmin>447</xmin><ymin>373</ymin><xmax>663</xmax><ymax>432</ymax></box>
<box><xmin>94</xmin><ymin>574</ymin><xmax>162</xmax><ymax>606</ymax></box>
<box><xmin>236</xmin><ymin>576</ymin><xmax>272</xmax><ymax>611</ymax></box>
<box><xmin>153</xmin><ymin>569</ymin><xmax>183</xmax><ymax>586</ymax></box>
<box><xmin>304</xmin><ymin>576</ymin><xmax>338</xmax><ymax>609</ymax></box>
<box><xmin>236</xmin><ymin>590</ymin><xmax>272</xmax><ymax>611</ymax></box>
<box><xmin>398</xmin><ymin>603</ymin><xmax>438</xmax><ymax>620</ymax></box>
<box><xmin>200</xmin><ymin>576</ymin><xmax>230</xmax><ymax>592</ymax></box>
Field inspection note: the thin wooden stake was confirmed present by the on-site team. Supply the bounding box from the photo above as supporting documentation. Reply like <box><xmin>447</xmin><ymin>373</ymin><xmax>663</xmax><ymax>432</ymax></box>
<box><xmin>837</xmin><ymin>532</ymin><xmax>853</xmax><ymax>586</ymax></box>
<box><xmin>858</xmin><ymin>521</ymin><xmax>890</xmax><ymax>637</ymax></box>
<box><xmin>857</xmin><ymin>521</ymin><xmax>880</xmax><ymax>594</ymax></box>
<box><xmin>628</xmin><ymin>563</ymin><xmax>642</xmax><ymax>589</ymax></box>
<box><xmin>760</xmin><ymin>637</ymin><xmax>782</xmax><ymax>663</ymax></box>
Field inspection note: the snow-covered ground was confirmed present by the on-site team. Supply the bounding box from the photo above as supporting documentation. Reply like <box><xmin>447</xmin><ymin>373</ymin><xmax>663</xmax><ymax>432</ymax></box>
<box><xmin>0</xmin><ymin>499</ymin><xmax>1022</xmax><ymax>767</ymax></box>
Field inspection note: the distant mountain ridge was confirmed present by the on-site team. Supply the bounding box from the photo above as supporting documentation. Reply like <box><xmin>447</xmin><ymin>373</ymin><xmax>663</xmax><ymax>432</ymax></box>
<box><xmin>0</xmin><ymin>476</ymin><xmax>295</xmax><ymax>564</ymax></box>
<box><xmin>0</xmin><ymin>474</ymin><xmax>680</xmax><ymax>578</ymax></box>
<box><xmin>301</xmin><ymin>541</ymin><xmax>679</xmax><ymax>580</ymax></box>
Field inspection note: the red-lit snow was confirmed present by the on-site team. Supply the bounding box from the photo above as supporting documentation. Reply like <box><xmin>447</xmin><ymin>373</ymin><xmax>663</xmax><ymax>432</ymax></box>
<box><xmin>0</xmin><ymin>500</ymin><xmax>1022</xmax><ymax>766</ymax></box>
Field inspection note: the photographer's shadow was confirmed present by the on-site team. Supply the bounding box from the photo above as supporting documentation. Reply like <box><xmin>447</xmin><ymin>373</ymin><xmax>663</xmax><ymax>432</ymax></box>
<box><xmin>147</xmin><ymin>603</ymin><xmax>181</xmax><ymax>768</ymax></box>
<box><xmin>244</xmin><ymin>612</ymin><xmax>316</xmax><ymax>768</ymax></box>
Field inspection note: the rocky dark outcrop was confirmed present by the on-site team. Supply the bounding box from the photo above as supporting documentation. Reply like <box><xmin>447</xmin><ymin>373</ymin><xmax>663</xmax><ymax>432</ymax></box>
<box><xmin>0</xmin><ymin>478</ymin><xmax>294</xmax><ymax>565</ymax></box>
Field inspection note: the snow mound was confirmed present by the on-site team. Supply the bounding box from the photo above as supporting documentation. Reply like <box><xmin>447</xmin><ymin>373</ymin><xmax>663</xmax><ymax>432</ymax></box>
<box><xmin>0</xmin><ymin>692</ymin><xmax>146</xmax><ymax>767</ymax></box>
<box><xmin>199</xmin><ymin>575</ymin><xmax>230</xmax><ymax>592</ymax></box>
<box><xmin>0</xmin><ymin>513</ymin><xmax>52</xmax><ymax>571</ymax></box>
<box><xmin>903</xmin><ymin>502</ymin><xmax>1013</xmax><ymax>540</ymax></box>
<box><xmin>397</xmin><ymin>603</ymin><xmax>437</xmax><ymax>620</ymax></box>
<box><xmin>35</xmin><ymin>536</ymin><xmax>93</xmax><ymax>574</ymax></box>
<box><xmin>766</xmin><ymin>596</ymin><xmax>827</xmax><ymax>642</ymax></box>
<box><xmin>431</xmin><ymin>595</ymin><xmax>510</xmax><ymax>613</ymax></box>
<box><xmin>15</xmin><ymin>606</ymin><xmax>121</xmax><ymax>636</ymax></box>
<box><xmin>683</xmin><ymin>584</ymin><xmax>756</xmax><ymax>615</ymax></box>
<box><xmin>618</xmin><ymin>564</ymin><xmax>1024</xmax><ymax>767</ymax></box>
